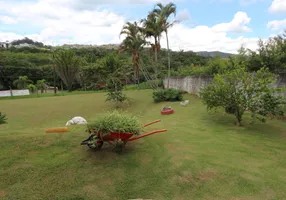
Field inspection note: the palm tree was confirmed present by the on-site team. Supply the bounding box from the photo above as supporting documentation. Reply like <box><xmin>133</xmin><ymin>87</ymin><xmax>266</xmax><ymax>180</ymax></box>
<box><xmin>120</xmin><ymin>22</ymin><xmax>147</xmax><ymax>85</ymax></box>
<box><xmin>13</xmin><ymin>76</ymin><xmax>32</xmax><ymax>89</ymax></box>
<box><xmin>53</xmin><ymin>49</ymin><xmax>81</xmax><ymax>91</ymax></box>
<box><xmin>141</xmin><ymin>12</ymin><xmax>164</xmax><ymax>79</ymax></box>
<box><xmin>36</xmin><ymin>79</ymin><xmax>49</xmax><ymax>94</ymax></box>
<box><xmin>153</xmin><ymin>2</ymin><xmax>177</xmax><ymax>88</ymax></box>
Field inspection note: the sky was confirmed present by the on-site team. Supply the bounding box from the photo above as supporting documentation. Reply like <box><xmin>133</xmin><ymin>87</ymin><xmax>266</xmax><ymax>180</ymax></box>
<box><xmin>0</xmin><ymin>0</ymin><xmax>285</xmax><ymax>53</ymax></box>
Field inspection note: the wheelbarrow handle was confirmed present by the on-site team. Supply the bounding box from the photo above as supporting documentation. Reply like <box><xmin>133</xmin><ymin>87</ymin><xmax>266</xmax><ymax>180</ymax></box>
<box><xmin>128</xmin><ymin>129</ymin><xmax>167</xmax><ymax>142</ymax></box>
<box><xmin>143</xmin><ymin>120</ymin><xmax>161</xmax><ymax>127</ymax></box>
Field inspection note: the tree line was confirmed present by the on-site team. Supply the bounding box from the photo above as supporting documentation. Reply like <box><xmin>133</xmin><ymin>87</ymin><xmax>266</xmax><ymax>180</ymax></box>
<box><xmin>0</xmin><ymin>1</ymin><xmax>285</xmax><ymax>92</ymax></box>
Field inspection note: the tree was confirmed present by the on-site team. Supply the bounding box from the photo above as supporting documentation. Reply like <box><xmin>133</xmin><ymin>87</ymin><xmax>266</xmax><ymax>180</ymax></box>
<box><xmin>153</xmin><ymin>2</ymin><xmax>177</xmax><ymax>88</ymax></box>
<box><xmin>120</xmin><ymin>22</ymin><xmax>147</xmax><ymax>85</ymax></box>
<box><xmin>103</xmin><ymin>54</ymin><xmax>128</xmax><ymax>105</ymax></box>
<box><xmin>141</xmin><ymin>11</ymin><xmax>163</xmax><ymax>78</ymax></box>
<box><xmin>36</xmin><ymin>79</ymin><xmax>49</xmax><ymax>94</ymax></box>
<box><xmin>13</xmin><ymin>76</ymin><xmax>32</xmax><ymax>89</ymax></box>
<box><xmin>52</xmin><ymin>49</ymin><xmax>81</xmax><ymax>91</ymax></box>
<box><xmin>200</xmin><ymin>67</ymin><xmax>285</xmax><ymax>126</ymax></box>
<box><xmin>27</xmin><ymin>84</ymin><xmax>37</xmax><ymax>93</ymax></box>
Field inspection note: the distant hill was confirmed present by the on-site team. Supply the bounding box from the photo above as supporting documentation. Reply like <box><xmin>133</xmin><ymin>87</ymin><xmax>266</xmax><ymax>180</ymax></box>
<box><xmin>195</xmin><ymin>51</ymin><xmax>235</xmax><ymax>58</ymax></box>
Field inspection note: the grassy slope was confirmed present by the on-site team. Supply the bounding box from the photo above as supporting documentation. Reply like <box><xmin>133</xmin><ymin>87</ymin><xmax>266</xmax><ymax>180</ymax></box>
<box><xmin>0</xmin><ymin>90</ymin><xmax>285</xmax><ymax>200</ymax></box>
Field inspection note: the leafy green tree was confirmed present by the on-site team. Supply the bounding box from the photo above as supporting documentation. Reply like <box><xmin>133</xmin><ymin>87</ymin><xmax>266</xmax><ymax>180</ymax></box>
<box><xmin>27</xmin><ymin>84</ymin><xmax>37</xmax><ymax>93</ymax></box>
<box><xmin>13</xmin><ymin>76</ymin><xmax>32</xmax><ymax>89</ymax></box>
<box><xmin>53</xmin><ymin>49</ymin><xmax>81</xmax><ymax>91</ymax></box>
<box><xmin>103</xmin><ymin>54</ymin><xmax>128</xmax><ymax>105</ymax></box>
<box><xmin>36</xmin><ymin>79</ymin><xmax>49</xmax><ymax>94</ymax></box>
<box><xmin>120</xmin><ymin>22</ymin><xmax>147</xmax><ymax>85</ymax></box>
<box><xmin>153</xmin><ymin>2</ymin><xmax>177</xmax><ymax>88</ymax></box>
<box><xmin>200</xmin><ymin>67</ymin><xmax>285</xmax><ymax>126</ymax></box>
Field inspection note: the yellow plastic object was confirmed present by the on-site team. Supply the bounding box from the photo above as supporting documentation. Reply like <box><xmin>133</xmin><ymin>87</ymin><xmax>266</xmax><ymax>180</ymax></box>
<box><xmin>45</xmin><ymin>127</ymin><xmax>69</xmax><ymax>133</ymax></box>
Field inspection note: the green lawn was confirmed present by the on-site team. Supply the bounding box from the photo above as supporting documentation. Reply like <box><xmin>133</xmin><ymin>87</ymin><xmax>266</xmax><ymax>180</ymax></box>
<box><xmin>0</xmin><ymin>90</ymin><xmax>285</xmax><ymax>200</ymax></box>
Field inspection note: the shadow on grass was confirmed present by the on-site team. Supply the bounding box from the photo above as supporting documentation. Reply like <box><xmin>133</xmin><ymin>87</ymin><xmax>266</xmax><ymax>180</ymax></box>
<box><xmin>202</xmin><ymin>110</ymin><xmax>285</xmax><ymax>138</ymax></box>
<box><xmin>80</xmin><ymin>142</ymin><xmax>138</xmax><ymax>162</ymax></box>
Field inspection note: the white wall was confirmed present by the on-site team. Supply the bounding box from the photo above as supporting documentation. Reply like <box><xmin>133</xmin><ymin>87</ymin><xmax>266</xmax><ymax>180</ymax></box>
<box><xmin>164</xmin><ymin>76</ymin><xmax>213</xmax><ymax>96</ymax></box>
<box><xmin>164</xmin><ymin>74</ymin><xmax>286</xmax><ymax>98</ymax></box>
<box><xmin>0</xmin><ymin>90</ymin><xmax>30</xmax><ymax>97</ymax></box>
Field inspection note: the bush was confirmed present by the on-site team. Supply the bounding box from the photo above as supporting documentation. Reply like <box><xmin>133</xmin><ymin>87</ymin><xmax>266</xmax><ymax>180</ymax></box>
<box><xmin>153</xmin><ymin>88</ymin><xmax>183</xmax><ymax>103</ymax></box>
<box><xmin>0</xmin><ymin>112</ymin><xmax>7</xmax><ymax>124</ymax></box>
<box><xmin>106</xmin><ymin>78</ymin><xmax>127</xmax><ymax>104</ymax></box>
<box><xmin>87</xmin><ymin>111</ymin><xmax>142</xmax><ymax>135</ymax></box>
<box><xmin>200</xmin><ymin>67</ymin><xmax>285</xmax><ymax>125</ymax></box>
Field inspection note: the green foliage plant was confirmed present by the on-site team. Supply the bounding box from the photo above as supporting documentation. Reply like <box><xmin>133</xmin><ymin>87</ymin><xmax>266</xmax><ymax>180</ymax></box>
<box><xmin>153</xmin><ymin>88</ymin><xmax>183</xmax><ymax>103</ymax></box>
<box><xmin>0</xmin><ymin>112</ymin><xmax>7</xmax><ymax>124</ymax></box>
<box><xmin>200</xmin><ymin>67</ymin><xmax>285</xmax><ymax>125</ymax></box>
<box><xmin>87</xmin><ymin>110</ymin><xmax>142</xmax><ymax>136</ymax></box>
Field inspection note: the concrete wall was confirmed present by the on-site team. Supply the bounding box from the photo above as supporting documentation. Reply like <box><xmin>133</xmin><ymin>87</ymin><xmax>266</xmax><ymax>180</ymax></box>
<box><xmin>0</xmin><ymin>89</ymin><xmax>30</xmax><ymax>97</ymax></box>
<box><xmin>277</xmin><ymin>73</ymin><xmax>286</xmax><ymax>98</ymax></box>
<box><xmin>164</xmin><ymin>76</ymin><xmax>213</xmax><ymax>96</ymax></box>
<box><xmin>164</xmin><ymin>73</ymin><xmax>286</xmax><ymax>98</ymax></box>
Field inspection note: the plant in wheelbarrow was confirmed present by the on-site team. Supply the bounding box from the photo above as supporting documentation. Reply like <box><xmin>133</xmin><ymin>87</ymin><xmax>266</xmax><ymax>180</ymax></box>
<box><xmin>81</xmin><ymin>110</ymin><xmax>167</xmax><ymax>152</ymax></box>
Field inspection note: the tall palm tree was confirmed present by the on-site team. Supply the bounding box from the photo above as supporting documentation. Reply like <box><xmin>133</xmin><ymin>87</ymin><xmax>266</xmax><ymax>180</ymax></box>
<box><xmin>141</xmin><ymin>12</ymin><xmax>164</xmax><ymax>79</ymax></box>
<box><xmin>53</xmin><ymin>49</ymin><xmax>81</xmax><ymax>91</ymax></box>
<box><xmin>120</xmin><ymin>22</ymin><xmax>146</xmax><ymax>85</ymax></box>
<box><xmin>153</xmin><ymin>2</ymin><xmax>177</xmax><ymax>88</ymax></box>
<box><xmin>13</xmin><ymin>76</ymin><xmax>32</xmax><ymax>89</ymax></box>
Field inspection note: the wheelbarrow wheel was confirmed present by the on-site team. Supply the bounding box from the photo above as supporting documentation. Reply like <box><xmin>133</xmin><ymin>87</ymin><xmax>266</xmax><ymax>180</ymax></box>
<box><xmin>84</xmin><ymin>135</ymin><xmax>103</xmax><ymax>149</ymax></box>
<box><xmin>87</xmin><ymin>139</ymin><xmax>103</xmax><ymax>149</ymax></box>
<box><xmin>114</xmin><ymin>140</ymin><xmax>127</xmax><ymax>152</ymax></box>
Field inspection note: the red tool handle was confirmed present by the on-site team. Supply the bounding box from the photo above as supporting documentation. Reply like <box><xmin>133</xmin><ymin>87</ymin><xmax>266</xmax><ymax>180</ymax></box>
<box><xmin>143</xmin><ymin>120</ymin><xmax>161</xmax><ymax>127</ymax></box>
<box><xmin>128</xmin><ymin>129</ymin><xmax>167</xmax><ymax>141</ymax></box>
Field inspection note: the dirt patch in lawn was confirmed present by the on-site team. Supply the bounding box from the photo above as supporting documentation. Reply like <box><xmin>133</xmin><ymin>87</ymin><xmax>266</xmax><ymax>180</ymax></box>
<box><xmin>0</xmin><ymin>190</ymin><xmax>8</xmax><ymax>198</ymax></box>
<box><xmin>175</xmin><ymin>170</ymin><xmax>218</xmax><ymax>184</ymax></box>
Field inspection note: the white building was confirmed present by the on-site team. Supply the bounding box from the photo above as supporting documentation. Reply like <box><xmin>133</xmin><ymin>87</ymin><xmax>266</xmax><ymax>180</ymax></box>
<box><xmin>0</xmin><ymin>42</ymin><xmax>11</xmax><ymax>48</ymax></box>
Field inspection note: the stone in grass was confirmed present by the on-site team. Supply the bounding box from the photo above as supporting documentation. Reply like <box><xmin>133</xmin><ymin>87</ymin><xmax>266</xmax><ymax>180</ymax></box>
<box><xmin>66</xmin><ymin>116</ymin><xmax>87</xmax><ymax>126</ymax></box>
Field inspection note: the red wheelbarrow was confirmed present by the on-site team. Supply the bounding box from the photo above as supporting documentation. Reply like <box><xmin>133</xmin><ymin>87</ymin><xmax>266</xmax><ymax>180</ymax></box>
<box><xmin>81</xmin><ymin>120</ymin><xmax>167</xmax><ymax>151</ymax></box>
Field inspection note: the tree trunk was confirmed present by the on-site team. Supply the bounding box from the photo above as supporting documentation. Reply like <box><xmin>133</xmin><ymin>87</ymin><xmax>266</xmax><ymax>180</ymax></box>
<box><xmin>166</xmin><ymin>31</ymin><xmax>171</xmax><ymax>89</ymax></box>
<box><xmin>154</xmin><ymin>38</ymin><xmax>158</xmax><ymax>86</ymax></box>
<box><xmin>235</xmin><ymin>110</ymin><xmax>243</xmax><ymax>126</ymax></box>
<box><xmin>53</xmin><ymin>65</ymin><xmax>57</xmax><ymax>95</ymax></box>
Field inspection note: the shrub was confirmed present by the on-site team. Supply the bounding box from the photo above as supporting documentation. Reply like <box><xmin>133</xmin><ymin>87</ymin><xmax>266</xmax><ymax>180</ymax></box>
<box><xmin>106</xmin><ymin>78</ymin><xmax>127</xmax><ymax>104</ymax></box>
<box><xmin>200</xmin><ymin>67</ymin><xmax>285</xmax><ymax>125</ymax></box>
<box><xmin>153</xmin><ymin>88</ymin><xmax>183</xmax><ymax>103</ymax></box>
<box><xmin>0</xmin><ymin>112</ymin><xmax>7</xmax><ymax>124</ymax></box>
<box><xmin>87</xmin><ymin>111</ymin><xmax>142</xmax><ymax>136</ymax></box>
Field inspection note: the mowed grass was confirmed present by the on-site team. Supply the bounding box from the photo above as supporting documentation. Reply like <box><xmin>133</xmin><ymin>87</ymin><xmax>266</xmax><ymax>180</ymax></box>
<box><xmin>0</xmin><ymin>90</ymin><xmax>285</xmax><ymax>200</ymax></box>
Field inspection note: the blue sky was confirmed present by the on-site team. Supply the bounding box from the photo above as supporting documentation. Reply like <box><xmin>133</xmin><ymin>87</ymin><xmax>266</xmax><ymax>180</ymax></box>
<box><xmin>0</xmin><ymin>0</ymin><xmax>285</xmax><ymax>53</ymax></box>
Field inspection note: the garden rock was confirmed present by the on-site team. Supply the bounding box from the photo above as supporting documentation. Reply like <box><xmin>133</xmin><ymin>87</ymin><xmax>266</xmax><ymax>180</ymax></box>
<box><xmin>66</xmin><ymin>116</ymin><xmax>87</xmax><ymax>126</ymax></box>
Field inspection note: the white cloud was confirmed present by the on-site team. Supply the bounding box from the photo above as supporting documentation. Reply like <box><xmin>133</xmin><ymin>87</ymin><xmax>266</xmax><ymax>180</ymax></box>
<box><xmin>163</xmin><ymin>24</ymin><xmax>259</xmax><ymax>53</ymax></box>
<box><xmin>0</xmin><ymin>0</ymin><xmax>261</xmax><ymax>53</ymax></box>
<box><xmin>0</xmin><ymin>16</ymin><xmax>17</xmax><ymax>24</ymax></box>
<box><xmin>269</xmin><ymin>0</ymin><xmax>286</xmax><ymax>13</ymax></box>
<box><xmin>212</xmin><ymin>11</ymin><xmax>251</xmax><ymax>33</ymax></box>
<box><xmin>267</xmin><ymin>19</ymin><xmax>286</xmax><ymax>31</ymax></box>
<box><xmin>176</xmin><ymin>9</ymin><xmax>191</xmax><ymax>22</ymax></box>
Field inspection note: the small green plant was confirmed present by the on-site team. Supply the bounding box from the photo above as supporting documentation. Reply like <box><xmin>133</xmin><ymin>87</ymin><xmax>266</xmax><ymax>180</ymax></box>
<box><xmin>0</xmin><ymin>112</ymin><xmax>7</xmax><ymax>124</ymax></box>
<box><xmin>153</xmin><ymin>88</ymin><xmax>183</xmax><ymax>103</ymax></box>
<box><xmin>27</xmin><ymin>84</ymin><xmax>37</xmax><ymax>93</ymax></box>
<box><xmin>87</xmin><ymin>111</ymin><xmax>142</xmax><ymax>136</ymax></box>
<box><xmin>36</xmin><ymin>79</ymin><xmax>49</xmax><ymax>94</ymax></box>
<box><xmin>13</xmin><ymin>76</ymin><xmax>33</xmax><ymax>89</ymax></box>
<box><xmin>106</xmin><ymin>78</ymin><xmax>127</xmax><ymax>104</ymax></box>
